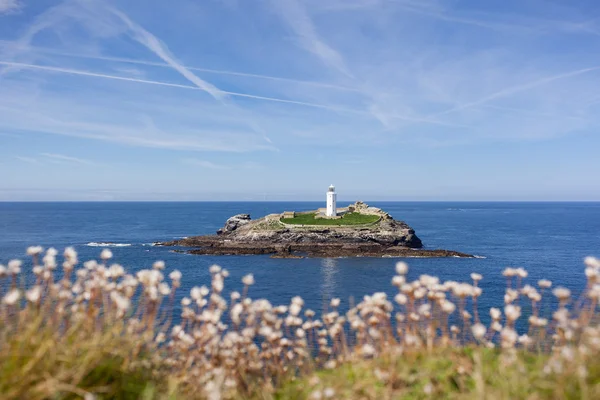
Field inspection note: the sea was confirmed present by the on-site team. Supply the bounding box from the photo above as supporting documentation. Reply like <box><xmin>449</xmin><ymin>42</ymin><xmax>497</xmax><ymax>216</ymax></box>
<box><xmin>1</xmin><ymin>202</ymin><xmax>599</xmax><ymax>320</ymax></box>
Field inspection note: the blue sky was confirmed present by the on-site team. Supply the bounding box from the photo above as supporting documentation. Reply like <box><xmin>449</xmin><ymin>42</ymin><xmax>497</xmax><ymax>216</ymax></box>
<box><xmin>0</xmin><ymin>0</ymin><xmax>599</xmax><ymax>201</ymax></box>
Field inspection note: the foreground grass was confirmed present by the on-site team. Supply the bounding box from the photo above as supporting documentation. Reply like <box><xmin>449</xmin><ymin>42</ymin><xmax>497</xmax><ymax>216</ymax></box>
<box><xmin>1</xmin><ymin>248</ymin><xmax>600</xmax><ymax>399</ymax></box>
<box><xmin>276</xmin><ymin>348</ymin><xmax>600</xmax><ymax>400</ymax></box>
<box><xmin>280</xmin><ymin>212</ymin><xmax>380</xmax><ymax>226</ymax></box>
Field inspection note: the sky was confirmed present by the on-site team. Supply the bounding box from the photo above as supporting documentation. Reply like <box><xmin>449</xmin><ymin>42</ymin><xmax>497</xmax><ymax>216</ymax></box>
<box><xmin>0</xmin><ymin>0</ymin><xmax>599</xmax><ymax>201</ymax></box>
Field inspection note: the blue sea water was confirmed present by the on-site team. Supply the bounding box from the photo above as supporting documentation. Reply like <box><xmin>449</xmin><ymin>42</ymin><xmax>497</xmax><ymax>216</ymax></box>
<box><xmin>0</xmin><ymin>202</ymin><xmax>599</xmax><ymax>318</ymax></box>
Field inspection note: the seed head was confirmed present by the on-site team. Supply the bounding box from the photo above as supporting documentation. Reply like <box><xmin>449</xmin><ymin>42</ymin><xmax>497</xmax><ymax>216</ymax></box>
<box><xmin>470</xmin><ymin>273</ymin><xmax>483</xmax><ymax>282</ymax></box>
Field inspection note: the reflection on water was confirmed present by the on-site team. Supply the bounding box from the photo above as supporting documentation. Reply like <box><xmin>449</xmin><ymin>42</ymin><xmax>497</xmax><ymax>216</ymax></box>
<box><xmin>320</xmin><ymin>258</ymin><xmax>339</xmax><ymax>303</ymax></box>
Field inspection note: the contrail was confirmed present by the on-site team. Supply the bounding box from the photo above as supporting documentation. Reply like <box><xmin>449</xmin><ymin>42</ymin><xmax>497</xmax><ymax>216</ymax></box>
<box><xmin>432</xmin><ymin>65</ymin><xmax>600</xmax><ymax>117</ymax></box>
<box><xmin>0</xmin><ymin>42</ymin><xmax>359</xmax><ymax>93</ymax></box>
<box><xmin>0</xmin><ymin>60</ymin><xmax>466</xmax><ymax>127</ymax></box>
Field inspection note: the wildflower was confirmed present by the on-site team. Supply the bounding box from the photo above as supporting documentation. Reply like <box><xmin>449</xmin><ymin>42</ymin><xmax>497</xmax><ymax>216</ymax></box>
<box><xmin>27</xmin><ymin>246</ymin><xmax>43</xmax><ymax>256</ymax></box>
<box><xmin>242</xmin><ymin>273</ymin><xmax>255</xmax><ymax>286</ymax></box>
<box><xmin>538</xmin><ymin>279</ymin><xmax>552</xmax><ymax>288</ymax></box>
<box><xmin>63</xmin><ymin>247</ymin><xmax>77</xmax><ymax>262</ymax></box>
<box><xmin>395</xmin><ymin>261</ymin><xmax>408</xmax><ymax>275</ymax></box>
<box><xmin>518</xmin><ymin>334</ymin><xmax>532</xmax><ymax>346</ymax></box>
<box><xmin>441</xmin><ymin>300</ymin><xmax>455</xmax><ymax>314</ymax></box>
<box><xmin>110</xmin><ymin>292</ymin><xmax>130</xmax><ymax>313</ymax></box>
<box><xmin>212</xmin><ymin>274</ymin><xmax>224</xmax><ymax>293</ymax></box>
<box><xmin>230</xmin><ymin>291</ymin><xmax>240</xmax><ymax>301</ymax></box>
<box><xmin>3</xmin><ymin>289</ymin><xmax>20</xmax><ymax>305</ymax></box>
<box><xmin>584</xmin><ymin>256</ymin><xmax>600</xmax><ymax>269</ymax></box>
<box><xmin>516</xmin><ymin>268</ymin><xmax>528</xmax><ymax>278</ymax></box>
<box><xmin>153</xmin><ymin>261</ymin><xmax>165</xmax><ymax>270</ymax></box>
<box><xmin>553</xmin><ymin>287</ymin><xmax>571</xmax><ymax>301</ymax></box>
<box><xmin>490</xmin><ymin>307</ymin><xmax>501</xmax><ymax>320</ymax></box>
<box><xmin>323</xmin><ymin>388</ymin><xmax>335</xmax><ymax>398</ymax></box>
<box><xmin>169</xmin><ymin>270</ymin><xmax>182</xmax><ymax>282</ymax></box>
<box><xmin>305</xmin><ymin>309</ymin><xmax>315</xmax><ymax>318</ymax></box>
<box><xmin>100</xmin><ymin>249</ymin><xmax>113</xmax><ymax>260</ymax></box>
<box><xmin>392</xmin><ymin>275</ymin><xmax>405</xmax><ymax>286</ymax></box>
<box><xmin>504</xmin><ymin>304</ymin><xmax>521</xmax><ymax>322</ymax></box>
<box><xmin>471</xmin><ymin>323</ymin><xmax>486</xmax><ymax>340</ymax></box>
<box><xmin>8</xmin><ymin>260</ymin><xmax>22</xmax><ymax>275</ymax></box>
<box><xmin>26</xmin><ymin>286</ymin><xmax>42</xmax><ymax>303</ymax></box>
<box><xmin>209</xmin><ymin>264</ymin><xmax>221</xmax><ymax>274</ymax></box>
<box><xmin>361</xmin><ymin>343</ymin><xmax>376</xmax><ymax>357</ymax></box>
<box><xmin>292</xmin><ymin>296</ymin><xmax>304</xmax><ymax>306</ymax></box>
<box><xmin>500</xmin><ymin>328</ymin><xmax>518</xmax><ymax>348</ymax></box>
<box><xmin>330</xmin><ymin>298</ymin><xmax>340</xmax><ymax>308</ymax></box>
<box><xmin>585</xmin><ymin>267</ymin><xmax>598</xmax><ymax>281</ymax></box>
<box><xmin>159</xmin><ymin>283</ymin><xmax>171</xmax><ymax>296</ymax></box>
<box><xmin>471</xmin><ymin>273</ymin><xmax>482</xmax><ymax>282</ymax></box>
<box><xmin>503</xmin><ymin>268</ymin><xmax>516</xmax><ymax>277</ymax></box>
<box><xmin>423</xmin><ymin>382</ymin><xmax>433</xmax><ymax>395</ymax></box>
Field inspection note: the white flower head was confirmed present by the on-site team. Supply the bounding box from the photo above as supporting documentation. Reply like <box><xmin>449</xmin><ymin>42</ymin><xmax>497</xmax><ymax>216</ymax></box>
<box><xmin>471</xmin><ymin>323</ymin><xmax>486</xmax><ymax>340</ymax></box>
<box><xmin>3</xmin><ymin>289</ymin><xmax>20</xmax><ymax>305</ymax></box>
<box><xmin>8</xmin><ymin>260</ymin><xmax>22</xmax><ymax>275</ymax></box>
<box><xmin>470</xmin><ymin>273</ymin><xmax>483</xmax><ymax>282</ymax></box>
<box><xmin>330</xmin><ymin>298</ymin><xmax>340</xmax><ymax>308</ymax></box>
<box><xmin>242</xmin><ymin>273</ymin><xmax>255</xmax><ymax>286</ymax></box>
<box><xmin>395</xmin><ymin>261</ymin><xmax>409</xmax><ymax>275</ymax></box>
<box><xmin>26</xmin><ymin>286</ymin><xmax>42</xmax><ymax>303</ymax></box>
<box><xmin>169</xmin><ymin>270</ymin><xmax>182</xmax><ymax>281</ymax></box>
<box><xmin>538</xmin><ymin>279</ymin><xmax>552</xmax><ymax>289</ymax></box>
<box><xmin>100</xmin><ymin>249</ymin><xmax>113</xmax><ymax>261</ymax></box>
<box><xmin>63</xmin><ymin>247</ymin><xmax>77</xmax><ymax>262</ymax></box>
<box><xmin>584</xmin><ymin>256</ymin><xmax>600</xmax><ymax>269</ymax></box>
<box><xmin>27</xmin><ymin>246</ymin><xmax>44</xmax><ymax>256</ymax></box>
<box><xmin>153</xmin><ymin>261</ymin><xmax>165</xmax><ymax>270</ymax></box>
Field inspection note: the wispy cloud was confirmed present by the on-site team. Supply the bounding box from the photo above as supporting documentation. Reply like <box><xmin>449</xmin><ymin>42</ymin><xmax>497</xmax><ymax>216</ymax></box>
<box><xmin>270</xmin><ymin>0</ymin><xmax>353</xmax><ymax>78</ymax></box>
<box><xmin>15</xmin><ymin>156</ymin><xmax>39</xmax><ymax>164</ymax></box>
<box><xmin>432</xmin><ymin>65</ymin><xmax>600</xmax><ymax>118</ymax></box>
<box><xmin>182</xmin><ymin>159</ymin><xmax>232</xmax><ymax>170</ymax></box>
<box><xmin>40</xmin><ymin>152</ymin><xmax>95</xmax><ymax>165</ymax></box>
<box><xmin>0</xmin><ymin>0</ymin><xmax>21</xmax><ymax>14</ymax></box>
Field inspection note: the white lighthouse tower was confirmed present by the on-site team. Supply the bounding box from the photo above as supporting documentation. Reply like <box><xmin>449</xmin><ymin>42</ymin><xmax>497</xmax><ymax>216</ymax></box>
<box><xmin>326</xmin><ymin>184</ymin><xmax>337</xmax><ymax>217</ymax></box>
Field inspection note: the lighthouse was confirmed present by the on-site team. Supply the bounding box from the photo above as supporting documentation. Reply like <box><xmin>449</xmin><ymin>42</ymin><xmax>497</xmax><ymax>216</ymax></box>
<box><xmin>326</xmin><ymin>184</ymin><xmax>337</xmax><ymax>217</ymax></box>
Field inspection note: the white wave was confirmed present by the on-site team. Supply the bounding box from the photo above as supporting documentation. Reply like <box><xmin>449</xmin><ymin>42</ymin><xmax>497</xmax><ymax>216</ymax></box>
<box><xmin>86</xmin><ymin>242</ymin><xmax>132</xmax><ymax>247</ymax></box>
<box><xmin>473</xmin><ymin>255</ymin><xmax>487</xmax><ymax>259</ymax></box>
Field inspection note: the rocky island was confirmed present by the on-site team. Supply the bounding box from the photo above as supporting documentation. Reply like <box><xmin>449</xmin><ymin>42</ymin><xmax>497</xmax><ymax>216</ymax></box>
<box><xmin>157</xmin><ymin>201</ymin><xmax>474</xmax><ymax>259</ymax></box>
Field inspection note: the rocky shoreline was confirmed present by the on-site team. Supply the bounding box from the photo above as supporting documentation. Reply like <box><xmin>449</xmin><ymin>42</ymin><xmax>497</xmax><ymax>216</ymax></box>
<box><xmin>156</xmin><ymin>202</ymin><xmax>475</xmax><ymax>259</ymax></box>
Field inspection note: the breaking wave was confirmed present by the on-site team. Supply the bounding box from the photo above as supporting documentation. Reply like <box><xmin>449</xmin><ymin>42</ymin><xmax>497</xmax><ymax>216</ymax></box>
<box><xmin>86</xmin><ymin>242</ymin><xmax>132</xmax><ymax>247</ymax></box>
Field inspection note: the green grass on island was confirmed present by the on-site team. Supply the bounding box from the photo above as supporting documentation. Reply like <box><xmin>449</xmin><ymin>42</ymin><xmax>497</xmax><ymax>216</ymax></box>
<box><xmin>280</xmin><ymin>212</ymin><xmax>380</xmax><ymax>226</ymax></box>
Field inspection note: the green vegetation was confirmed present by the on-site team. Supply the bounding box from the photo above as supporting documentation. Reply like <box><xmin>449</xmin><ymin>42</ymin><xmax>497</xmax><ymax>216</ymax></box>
<box><xmin>280</xmin><ymin>212</ymin><xmax>380</xmax><ymax>226</ymax></box>
<box><xmin>1</xmin><ymin>248</ymin><xmax>600</xmax><ymax>399</ymax></box>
